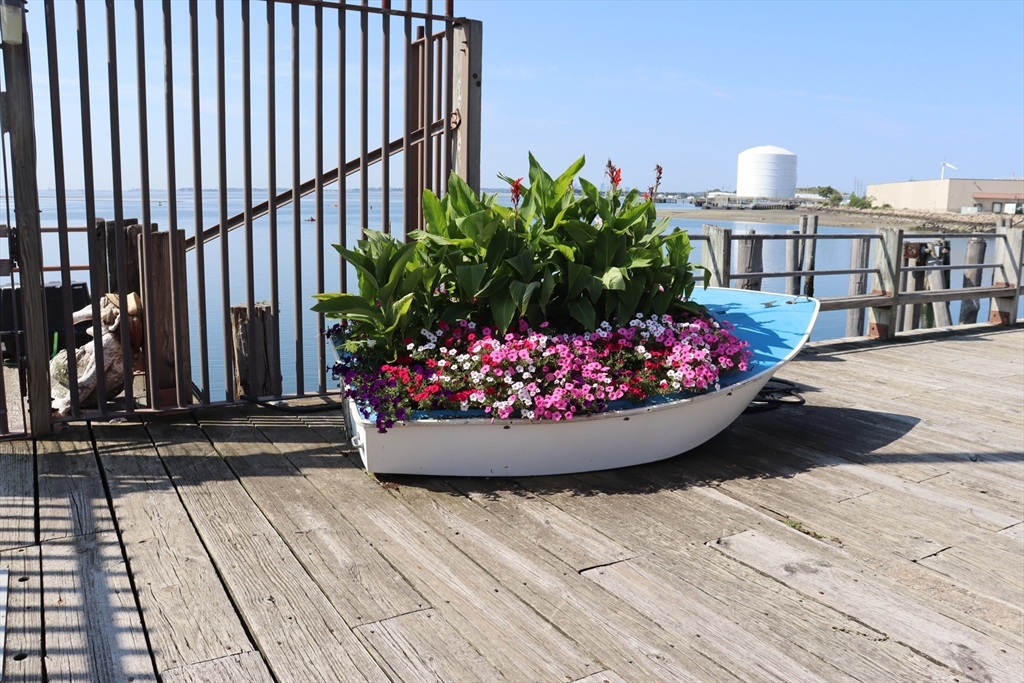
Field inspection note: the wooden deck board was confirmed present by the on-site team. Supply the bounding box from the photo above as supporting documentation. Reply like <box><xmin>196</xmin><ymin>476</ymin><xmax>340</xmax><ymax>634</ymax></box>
<box><xmin>90</xmin><ymin>422</ymin><xmax>271</xmax><ymax>680</ymax></box>
<box><xmin>16</xmin><ymin>324</ymin><xmax>1024</xmax><ymax>682</ymax></box>
<box><xmin>0</xmin><ymin>441</ymin><xmax>34</xmax><ymax>551</ymax></box>
<box><xmin>0</xmin><ymin>546</ymin><xmax>43</xmax><ymax>682</ymax></box>
<box><xmin>251</xmin><ymin>418</ymin><xmax>602</xmax><ymax>683</ymax></box>
<box><xmin>145</xmin><ymin>418</ymin><xmax>389</xmax><ymax>683</ymax></box>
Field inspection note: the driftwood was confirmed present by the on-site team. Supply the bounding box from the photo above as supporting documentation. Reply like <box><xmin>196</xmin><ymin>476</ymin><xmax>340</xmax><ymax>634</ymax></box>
<box><xmin>50</xmin><ymin>293</ymin><xmax>143</xmax><ymax>416</ymax></box>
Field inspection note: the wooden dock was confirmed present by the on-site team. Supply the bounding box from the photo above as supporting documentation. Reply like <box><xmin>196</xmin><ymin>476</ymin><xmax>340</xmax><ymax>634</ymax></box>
<box><xmin>2</xmin><ymin>325</ymin><xmax>1022</xmax><ymax>682</ymax></box>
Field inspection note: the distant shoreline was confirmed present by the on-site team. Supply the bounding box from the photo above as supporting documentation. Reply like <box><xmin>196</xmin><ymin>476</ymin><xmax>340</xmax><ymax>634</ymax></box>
<box><xmin>657</xmin><ymin>206</ymin><xmax>1019</xmax><ymax>233</ymax></box>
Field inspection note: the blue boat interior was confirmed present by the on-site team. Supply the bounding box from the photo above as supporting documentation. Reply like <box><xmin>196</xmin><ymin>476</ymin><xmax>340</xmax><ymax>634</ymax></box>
<box><xmin>695</xmin><ymin>287</ymin><xmax>819</xmax><ymax>388</ymax></box>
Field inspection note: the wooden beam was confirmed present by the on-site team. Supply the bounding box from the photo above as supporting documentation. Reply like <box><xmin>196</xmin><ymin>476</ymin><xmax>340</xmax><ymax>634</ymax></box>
<box><xmin>2</xmin><ymin>35</ymin><xmax>51</xmax><ymax>436</ymax></box>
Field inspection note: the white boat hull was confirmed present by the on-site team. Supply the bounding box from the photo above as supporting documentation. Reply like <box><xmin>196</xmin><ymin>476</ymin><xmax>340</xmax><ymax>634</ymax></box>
<box><xmin>344</xmin><ymin>372</ymin><xmax>771</xmax><ymax>477</ymax></box>
<box><xmin>342</xmin><ymin>287</ymin><xmax>820</xmax><ymax>477</ymax></box>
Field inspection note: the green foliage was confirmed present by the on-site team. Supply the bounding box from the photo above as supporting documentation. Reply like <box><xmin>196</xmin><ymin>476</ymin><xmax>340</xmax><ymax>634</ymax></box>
<box><xmin>313</xmin><ymin>154</ymin><xmax>708</xmax><ymax>358</ymax></box>
<box><xmin>847</xmin><ymin>193</ymin><xmax>876</xmax><ymax>209</ymax></box>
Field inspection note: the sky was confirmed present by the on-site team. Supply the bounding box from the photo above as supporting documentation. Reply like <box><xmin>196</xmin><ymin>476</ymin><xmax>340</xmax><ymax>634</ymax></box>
<box><xmin>19</xmin><ymin>0</ymin><xmax>1024</xmax><ymax>195</ymax></box>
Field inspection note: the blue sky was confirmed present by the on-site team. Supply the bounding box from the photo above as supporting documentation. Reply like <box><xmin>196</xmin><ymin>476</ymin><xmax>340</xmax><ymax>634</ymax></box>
<box><xmin>25</xmin><ymin>0</ymin><xmax>1024</xmax><ymax>194</ymax></box>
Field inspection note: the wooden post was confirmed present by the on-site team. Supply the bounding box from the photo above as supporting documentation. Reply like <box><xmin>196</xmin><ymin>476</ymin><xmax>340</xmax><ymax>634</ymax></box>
<box><xmin>702</xmin><ymin>224</ymin><xmax>732</xmax><ymax>288</ymax></box>
<box><xmin>959</xmin><ymin>237</ymin><xmax>987</xmax><ymax>325</ymax></box>
<box><xmin>451</xmin><ymin>19</ymin><xmax>482</xmax><ymax>195</ymax></box>
<box><xmin>3</xmin><ymin>33</ymin><xmax>52</xmax><ymax>436</ymax></box>
<box><xmin>93</xmin><ymin>218</ymin><xmax>109</xmax><ymax>296</ymax></box>
<box><xmin>845</xmin><ymin>236</ymin><xmax>870</xmax><ymax>336</ymax></box>
<box><xmin>231</xmin><ymin>302</ymin><xmax>283</xmax><ymax>400</ymax></box>
<box><xmin>867</xmin><ymin>227</ymin><xmax>903</xmax><ymax>340</ymax></box>
<box><xmin>925</xmin><ymin>239</ymin><xmax>953</xmax><ymax>328</ymax></box>
<box><xmin>796</xmin><ymin>215</ymin><xmax>808</xmax><ymax>275</ymax></box>
<box><xmin>735</xmin><ymin>230</ymin><xmax>762</xmax><ymax>291</ymax></box>
<box><xmin>141</xmin><ymin>229</ymin><xmax>191</xmax><ymax>406</ymax></box>
<box><xmin>900</xmin><ymin>242</ymin><xmax>925</xmax><ymax>332</ymax></box>
<box><xmin>989</xmin><ymin>223</ymin><xmax>1023</xmax><ymax>326</ymax></box>
<box><xmin>785</xmin><ymin>230</ymin><xmax>800</xmax><ymax>295</ymax></box>
<box><xmin>802</xmin><ymin>214</ymin><xmax>818</xmax><ymax>298</ymax></box>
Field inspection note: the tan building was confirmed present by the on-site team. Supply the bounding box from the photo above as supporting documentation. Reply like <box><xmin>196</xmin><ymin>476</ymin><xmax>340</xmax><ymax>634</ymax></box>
<box><xmin>865</xmin><ymin>178</ymin><xmax>1024</xmax><ymax>213</ymax></box>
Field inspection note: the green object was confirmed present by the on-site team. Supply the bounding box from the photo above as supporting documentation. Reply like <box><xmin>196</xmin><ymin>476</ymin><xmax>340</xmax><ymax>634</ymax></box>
<box><xmin>51</xmin><ymin>332</ymin><xmax>58</xmax><ymax>358</ymax></box>
<box><xmin>313</xmin><ymin>154</ymin><xmax>707</xmax><ymax>359</ymax></box>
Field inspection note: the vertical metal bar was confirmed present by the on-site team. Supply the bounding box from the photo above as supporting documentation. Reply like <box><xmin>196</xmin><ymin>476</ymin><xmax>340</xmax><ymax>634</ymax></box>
<box><xmin>315</xmin><ymin>5</ymin><xmax>326</xmax><ymax>394</ymax></box>
<box><xmin>106</xmin><ymin>0</ymin><xmax>134</xmax><ymax>413</ymax></box>
<box><xmin>338</xmin><ymin>5</ymin><xmax>347</xmax><ymax>292</ymax></box>
<box><xmin>433</xmin><ymin>37</ymin><xmax>442</xmax><ymax>192</ymax></box>
<box><xmin>76</xmin><ymin>0</ymin><xmax>108</xmax><ymax>412</ymax></box>
<box><xmin>266</xmin><ymin>0</ymin><xmax>280</xmax><ymax>398</ymax></box>
<box><xmin>422</xmin><ymin>0</ymin><xmax>433</xmax><ymax>195</ymax></box>
<box><xmin>189</xmin><ymin>0</ymin><xmax>209</xmax><ymax>403</ymax></box>
<box><xmin>216</xmin><ymin>0</ymin><xmax>233</xmax><ymax>399</ymax></box>
<box><xmin>163</xmin><ymin>0</ymin><xmax>187</xmax><ymax>406</ymax></box>
<box><xmin>135</xmin><ymin>0</ymin><xmax>161</xmax><ymax>407</ymax></box>
<box><xmin>44</xmin><ymin>0</ymin><xmax>81</xmax><ymax>418</ymax></box>
<box><xmin>291</xmin><ymin>0</ymin><xmax>304</xmax><ymax>395</ymax></box>
<box><xmin>402</xmin><ymin>1</ymin><xmax>412</xmax><ymax>240</ymax></box>
<box><xmin>414</xmin><ymin>25</ymin><xmax>424</xmax><ymax>230</ymax></box>
<box><xmin>242</xmin><ymin>0</ymin><xmax>256</xmax><ymax>399</ymax></box>
<box><xmin>359</xmin><ymin>1</ymin><xmax>369</xmax><ymax>233</ymax></box>
<box><xmin>380</xmin><ymin>1</ymin><xmax>391</xmax><ymax>234</ymax></box>
<box><xmin>443</xmin><ymin>0</ymin><xmax>454</xmax><ymax>183</ymax></box>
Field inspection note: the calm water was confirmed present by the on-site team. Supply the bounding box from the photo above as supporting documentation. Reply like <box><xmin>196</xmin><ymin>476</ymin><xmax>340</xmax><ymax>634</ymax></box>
<box><xmin>22</xmin><ymin>190</ymin><xmax>1015</xmax><ymax>398</ymax></box>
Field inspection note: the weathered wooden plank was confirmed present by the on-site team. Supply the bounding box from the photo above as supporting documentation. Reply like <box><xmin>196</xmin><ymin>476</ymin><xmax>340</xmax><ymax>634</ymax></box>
<box><xmin>353</xmin><ymin>609</ymin><xmax>507</xmax><ymax>683</ymax></box>
<box><xmin>160</xmin><ymin>651</ymin><xmax>275</xmax><ymax>683</ymax></box>
<box><xmin>999</xmin><ymin>523</ymin><xmax>1024</xmax><ymax>540</ymax></box>
<box><xmin>36</xmin><ymin>433</ymin><xmax>113</xmax><ymax>542</ymax></box>
<box><xmin>573</xmin><ymin>670</ymin><xmax>629</xmax><ymax>683</ymax></box>
<box><xmin>918</xmin><ymin>545</ymin><xmax>1024</xmax><ymax>610</ymax></box>
<box><xmin>91</xmin><ymin>422</ymin><xmax>270</xmax><ymax>678</ymax></box>
<box><xmin>145</xmin><ymin>417</ymin><xmax>388</xmax><ymax>683</ymax></box>
<box><xmin>710</xmin><ymin>471</ymin><xmax>1024</xmax><ymax>639</ymax></box>
<box><xmin>195</xmin><ymin>410</ymin><xmax>425</xmax><ymax>626</ymax></box>
<box><xmin>0</xmin><ymin>441</ymin><xmax>34</xmax><ymax>551</ymax></box>
<box><xmin>258</xmin><ymin>422</ymin><xmax>601</xmax><ymax>683</ymax></box>
<box><xmin>446</xmin><ymin>477</ymin><xmax>633</xmax><ymax>572</ymax></box>
<box><xmin>1</xmin><ymin>546</ymin><xmax>43</xmax><ymax>682</ymax></box>
<box><xmin>516</xmin><ymin>478</ymin><xmax>961</xmax><ymax>681</ymax></box>
<box><xmin>41</xmin><ymin>532</ymin><xmax>156</xmax><ymax>682</ymax></box>
<box><xmin>392</xmin><ymin>478</ymin><xmax>743</xmax><ymax>681</ymax></box>
<box><xmin>721</xmin><ymin>422</ymin><xmax>1022</xmax><ymax>533</ymax></box>
<box><xmin>712</xmin><ymin>528</ymin><xmax>1024</xmax><ymax>682</ymax></box>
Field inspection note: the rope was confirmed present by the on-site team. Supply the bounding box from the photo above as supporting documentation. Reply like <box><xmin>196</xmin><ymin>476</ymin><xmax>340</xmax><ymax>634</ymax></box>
<box><xmin>744</xmin><ymin>378</ymin><xmax>805</xmax><ymax>414</ymax></box>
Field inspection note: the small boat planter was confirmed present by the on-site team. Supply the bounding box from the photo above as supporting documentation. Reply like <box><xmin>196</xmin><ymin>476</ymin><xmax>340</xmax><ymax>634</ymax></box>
<box><xmin>341</xmin><ymin>288</ymin><xmax>819</xmax><ymax>477</ymax></box>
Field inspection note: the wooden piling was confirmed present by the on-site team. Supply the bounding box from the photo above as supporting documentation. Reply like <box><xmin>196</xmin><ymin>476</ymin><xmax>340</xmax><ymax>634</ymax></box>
<box><xmin>701</xmin><ymin>224</ymin><xmax>732</xmax><ymax>288</ymax></box>
<box><xmin>867</xmin><ymin>227</ymin><xmax>903</xmax><ymax>340</ymax></box>
<box><xmin>141</xmin><ymin>229</ymin><xmax>191</xmax><ymax>406</ymax></box>
<box><xmin>958</xmin><ymin>237</ymin><xmax>987</xmax><ymax>324</ymax></box>
<box><xmin>735</xmin><ymin>230</ymin><xmax>763</xmax><ymax>291</ymax></box>
<box><xmin>989</xmin><ymin>221</ymin><xmax>1023</xmax><ymax>325</ymax></box>
<box><xmin>785</xmin><ymin>230</ymin><xmax>800</xmax><ymax>295</ymax></box>
<box><xmin>900</xmin><ymin>242</ymin><xmax>925</xmax><ymax>332</ymax></box>
<box><xmin>802</xmin><ymin>215</ymin><xmax>818</xmax><ymax>298</ymax></box>
<box><xmin>925</xmin><ymin>239</ymin><xmax>952</xmax><ymax>328</ymax></box>
<box><xmin>231</xmin><ymin>302</ymin><xmax>282</xmax><ymax>400</ymax></box>
<box><xmin>845</xmin><ymin>236</ymin><xmax>869</xmax><ymax>336</ymax></box>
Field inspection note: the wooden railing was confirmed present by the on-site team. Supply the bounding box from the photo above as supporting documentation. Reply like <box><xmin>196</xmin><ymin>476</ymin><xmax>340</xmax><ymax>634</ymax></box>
<box><xmin>699</xmin><ymin>216</ymin><xmax>1023</xmax><ymax>340</ymax></box>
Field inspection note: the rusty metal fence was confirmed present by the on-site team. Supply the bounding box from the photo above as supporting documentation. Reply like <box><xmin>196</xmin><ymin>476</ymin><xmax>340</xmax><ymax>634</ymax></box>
<box><xmin>0</xmin><ymin>0</ymin><xmax>481</xmax><ymax>437</ymax></box>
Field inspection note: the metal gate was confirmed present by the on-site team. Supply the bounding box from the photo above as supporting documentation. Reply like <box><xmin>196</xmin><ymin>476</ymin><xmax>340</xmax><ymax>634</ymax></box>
<box><xmin>0</xmin><ymin>0</ymin><xmax>481</xmax><ymax>437</ymax></box>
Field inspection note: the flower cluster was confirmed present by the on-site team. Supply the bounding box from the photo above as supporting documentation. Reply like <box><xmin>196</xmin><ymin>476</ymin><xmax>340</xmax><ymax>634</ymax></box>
<box><xmin>332</xmin><ymin>312</ymin><xmax>751</xmax><ymax>433</ymax></box>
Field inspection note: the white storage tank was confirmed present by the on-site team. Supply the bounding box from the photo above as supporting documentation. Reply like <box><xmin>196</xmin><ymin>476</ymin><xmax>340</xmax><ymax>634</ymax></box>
<box><xmin>736</xmin><ymin>145</ymin><xmax>797</xmax><ymax>199</ymax></box>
